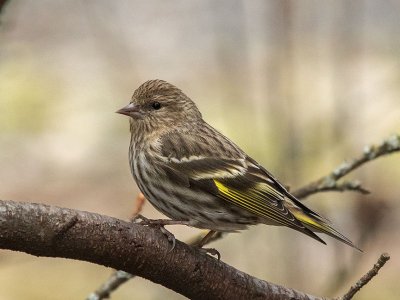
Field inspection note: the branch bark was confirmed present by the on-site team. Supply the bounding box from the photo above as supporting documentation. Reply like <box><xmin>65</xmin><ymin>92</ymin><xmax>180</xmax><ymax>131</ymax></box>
<box><xmin>88</xmin><ymin>230</ymin><xmax>226</xmax><ymax>300</ymax></box>
<box><xmin>0</xmin><ymin>199</ymin><xmax>323</xmax><ymax>300</ymax></box>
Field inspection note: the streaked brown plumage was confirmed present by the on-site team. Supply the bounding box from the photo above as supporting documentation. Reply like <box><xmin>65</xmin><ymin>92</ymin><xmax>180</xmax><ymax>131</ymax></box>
<box><xmin>117</xmin><ymin>79</ymin><xmax>359</xmax><ymax>250</ymax></box>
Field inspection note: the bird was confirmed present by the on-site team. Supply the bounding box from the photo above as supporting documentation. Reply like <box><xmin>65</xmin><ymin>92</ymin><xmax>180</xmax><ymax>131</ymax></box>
<box><xmin>116</xmin><ymin>79</ymin><xmax>359</xmax><ymax>253</ymax></box>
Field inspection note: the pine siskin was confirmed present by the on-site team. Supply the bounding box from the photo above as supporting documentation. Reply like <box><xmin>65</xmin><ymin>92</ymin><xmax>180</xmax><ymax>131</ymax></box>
<box><xmin>117</xmin><ymin>79</ymin><xmax>359</xmax><ymax>250</ymax></box>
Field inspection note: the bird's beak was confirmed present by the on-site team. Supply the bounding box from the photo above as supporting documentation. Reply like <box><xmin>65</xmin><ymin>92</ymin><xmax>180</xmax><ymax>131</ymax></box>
<box><xmin>116</xmin><ymin>103</ymin><xmax>137</xmax><ymax>117</ymax></box>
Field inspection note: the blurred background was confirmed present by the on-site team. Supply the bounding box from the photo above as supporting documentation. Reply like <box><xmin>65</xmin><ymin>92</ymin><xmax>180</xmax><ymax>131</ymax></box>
<box><xmin>0</xmin><ymin>1</ymin><xmax>399</xmax><ymax>299</ymax></box>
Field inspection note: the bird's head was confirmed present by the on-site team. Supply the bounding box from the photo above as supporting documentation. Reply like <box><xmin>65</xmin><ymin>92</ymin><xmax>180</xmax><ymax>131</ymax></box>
<box><xmin>117</xmin><ymin>80</ymin><xmax>202</xmax><ymax>136</ymax></box>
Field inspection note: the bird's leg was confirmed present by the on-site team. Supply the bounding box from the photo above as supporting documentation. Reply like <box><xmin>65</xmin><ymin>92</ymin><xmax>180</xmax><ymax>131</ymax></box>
<box><xmin>131</xmin><ymin>215</ymin><xmax>190</xmax><ymax>251</ymax></box>
<box><xmin>196</xmin><ymin>230</ymin><xmax>221</xmax><ymax>260</ymax></box>
<box><xmin>196</xmin><ymin>230</ymin><xmax>217</xmax><ymax>248</ymax></box>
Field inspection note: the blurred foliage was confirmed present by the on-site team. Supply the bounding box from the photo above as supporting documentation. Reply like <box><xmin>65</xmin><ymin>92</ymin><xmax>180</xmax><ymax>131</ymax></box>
<box><xmin>0</xmin><ymin>61</ymin><xmax>55</xmax><ymax>134</ymax></box>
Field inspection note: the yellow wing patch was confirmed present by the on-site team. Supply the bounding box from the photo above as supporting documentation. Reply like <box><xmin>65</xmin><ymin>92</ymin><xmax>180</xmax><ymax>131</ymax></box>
<box><xmin>213</xmin><ymin>180</ymin><xmax>297</xmax><ymax>228</ymax></box>
<box><xmin>292</xmin><ymin>212</ymin><xmax>331</xmax><ymax>232</ymax></box>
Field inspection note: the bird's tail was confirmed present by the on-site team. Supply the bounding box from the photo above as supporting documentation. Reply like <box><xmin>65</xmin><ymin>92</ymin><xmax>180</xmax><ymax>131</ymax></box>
<box><xmin>291</xmin><ymin>209</ymin><xmax>362</xmax><ymax>251</ymax></box>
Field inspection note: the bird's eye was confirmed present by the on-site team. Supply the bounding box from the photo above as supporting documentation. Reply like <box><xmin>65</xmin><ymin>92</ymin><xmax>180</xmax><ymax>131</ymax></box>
<box><xmin>152</xmin><ymin>101</ymin><xmax>161</xmax><ymax>110</ymax></box>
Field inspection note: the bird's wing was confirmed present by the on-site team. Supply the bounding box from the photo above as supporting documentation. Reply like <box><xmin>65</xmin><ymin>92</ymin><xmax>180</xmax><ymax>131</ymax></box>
<box><xmin>157</xmin><ymin>127</ymin><xmax>359</xmax><ymax>249</ymax></box>
<box><xmin>157</xmin><ymin>128</ymin><xmax>326</xmax><ymax>243</ymax></box>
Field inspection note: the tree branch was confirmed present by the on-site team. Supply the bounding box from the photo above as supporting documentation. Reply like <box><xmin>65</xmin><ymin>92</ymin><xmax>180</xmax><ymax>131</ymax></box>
<box><xmin>0</xmin><ymin>199</ymin><xmax>325</xmax><ymax>300</ymax></box>
<box><xmin>88</xmin><ymin>191</ymin><xmax>225</xmax><ymax>300</ymax></box>
<box><xmin>293</xmin><ymin>134</ymin><xmax>400</xmax><ymax>199</ymax></box>
<box><xmin>338</xmin><ymin>253</ymin><xmax>390</xmax><ymax>300</ymax></box>
<box><xmin>87</xmin><ymin>230</ymin><xmax>226</xmax><ymax>300</ymax></box>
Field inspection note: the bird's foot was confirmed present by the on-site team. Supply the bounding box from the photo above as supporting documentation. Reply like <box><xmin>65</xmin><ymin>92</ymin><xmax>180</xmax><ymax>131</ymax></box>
<box><xmin>199</xmin><ymin>247</ymin><xmax>221</xmax><ymax>260</ymax></box>
<box><xmin>132</xmin><ymin>214</ymin><xmax>190</xmax><ymax>226</ymax></box>
<box><xmin>131</xmin><ymin>213</ymin><xmax>148</xmax><ymax>223</ymax></box>
<box><xmin>195</xmin><ymin>230</ymin><xmax>221</xmax><ymax>260</ymax></box>
<box><xmin>159</xmin><ymin>226</ymin><xmax>176</xmax><ymax>252</ymax></box>
<box><xmin>131</xmin><ymin>215</ymin><xmax>190</xmax><ymax>251</ymax></box>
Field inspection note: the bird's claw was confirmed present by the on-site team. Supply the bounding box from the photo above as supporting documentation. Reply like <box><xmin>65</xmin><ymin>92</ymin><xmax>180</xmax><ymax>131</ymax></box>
<box><xmin>159</xmin><ymin>226</ymin><xmax>176</xmax><ymax>252</ymax></box>
<box><xmin>131</xmin><ymin>215</ymin><xmax>176</xmax><ymax>251</ymax></box>
<box><xmin>131</xmin><ymin>214</ymin><xmax>148</xmax><ymax>223</ymax></box>
<box><xmin>200</xmin><ymin>247</ymin><xmax>221</xmax><ymax>260</ymax></box>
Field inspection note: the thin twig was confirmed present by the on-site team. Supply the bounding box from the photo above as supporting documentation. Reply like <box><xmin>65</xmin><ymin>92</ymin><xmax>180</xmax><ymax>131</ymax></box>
<box><xmin>293</xmin><ymin>134</ymin><xmax>400</xmax><ymax>199</ymax></box>
<box><xmin>338</xmin><ymin>253</ymin><xmax>390</xmax><ymax>300</ymax></box>
<box><xmin>303</xmin><ymin>180</ymin><xmax>370</xmax><ymax>195</ymax></box>
<box><xmin>87</xmin><ymin>271</ymin><xmax>133</xmax><ymax>300</ymax></box>
<box><xmin>130</xmin><ymin>192</ymin><xmax>146</xmax><ymax>218</ymax></box>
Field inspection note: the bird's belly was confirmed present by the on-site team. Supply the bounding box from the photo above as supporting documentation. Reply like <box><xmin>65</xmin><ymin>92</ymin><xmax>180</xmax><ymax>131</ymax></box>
<box><xmin>131</xmin><ymin>152</ymin><xmax>260</xmax><ymax>232</ymax></box>
<box><xmin>134</xmin><ymin>176</ymin><xmax>258</xmax><ymax>232</ymax></box>
<box><xmin>142</xmin><ymin>186</ymin><xmax>259</xmax><ymax>232</ymax></box>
